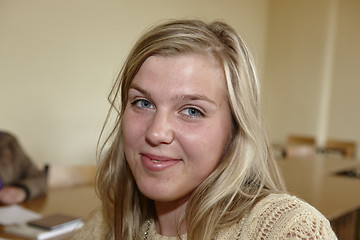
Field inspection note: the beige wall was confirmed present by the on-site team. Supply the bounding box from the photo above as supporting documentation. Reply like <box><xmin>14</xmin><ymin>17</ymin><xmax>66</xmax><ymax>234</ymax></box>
<box><xmin>0</xmin><ymin>0</ymin><xmax>269</xmax><ymax>164</ymax></box>
<box><xmin>262</xmin><ymin>0</ymin><xmax>330</xmax><ymax>141</ymax></box>
<box><xmin>327</xmin><ymin>0</ymin><xmax>360</xmax><ymax>149</ymax></box>
<box><xmin>262</xmin><ymin>0</ymin><xmax>360</xmax><ymax>157</ymax></box>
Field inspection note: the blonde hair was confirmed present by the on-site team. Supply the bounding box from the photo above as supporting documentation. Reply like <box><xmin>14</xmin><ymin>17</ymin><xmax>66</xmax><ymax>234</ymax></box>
<box><xmin>96</xmin><ymin>19</ymin><xmax>285</xmax><ymax>240</ymax></box>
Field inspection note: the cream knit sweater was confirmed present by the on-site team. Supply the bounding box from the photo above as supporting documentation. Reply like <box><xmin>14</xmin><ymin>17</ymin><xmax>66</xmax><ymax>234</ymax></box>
<box><xmin>72</xmin><ymin>194</ymin><xmax>337</xmax><ymax>239</ymax></box>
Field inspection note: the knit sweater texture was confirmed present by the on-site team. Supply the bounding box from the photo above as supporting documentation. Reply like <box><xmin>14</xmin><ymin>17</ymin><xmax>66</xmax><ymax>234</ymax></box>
<box><xmin>72</xmin><ymin>193</ymin><xmax>337</xmax><ymax>239</ymax></box>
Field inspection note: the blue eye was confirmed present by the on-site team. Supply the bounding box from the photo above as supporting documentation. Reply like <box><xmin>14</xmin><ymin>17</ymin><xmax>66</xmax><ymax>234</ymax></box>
<box><xmin>182</xmin><ymin>107</ymin><xmax>203</xmax><ymax>117</ymax></box>
<box><xmin>132</xmin><ymin>99</ymin><xmax>154</xmax><ymax>109</ymax></box>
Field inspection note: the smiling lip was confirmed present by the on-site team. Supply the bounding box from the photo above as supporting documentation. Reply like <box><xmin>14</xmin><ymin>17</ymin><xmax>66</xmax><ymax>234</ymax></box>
<box><xmin>141</xmin><ymin>153</ymin><xmax>182</xmax><ymax>172</ymax></box>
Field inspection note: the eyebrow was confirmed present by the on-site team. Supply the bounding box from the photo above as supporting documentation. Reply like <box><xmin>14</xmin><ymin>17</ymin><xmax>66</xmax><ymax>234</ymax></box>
<box><xmin>177</xmin><ymin>94</ymin><xmax>217</xmax><ymax>105</ymax></box>
<box><xmin>129</xmin><ymin>84</ymin><xmax>152</xmax><ymax>98</ymax></box>
<box><xmin>129</xmin><ymin>83</ymin><xmax>217</xmax><ymax>105</ymax></box>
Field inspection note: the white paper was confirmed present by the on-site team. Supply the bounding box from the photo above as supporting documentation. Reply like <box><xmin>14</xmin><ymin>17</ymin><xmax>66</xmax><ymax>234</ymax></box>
<box><xmin>0</xmin><ymin>205</ymin><xmax>41</xmax><ymax>225</ymax></box>
<box><xmin>4</xmin><ymin>221</ymin><xmax>84</xmax><ymax>240</ymax></box>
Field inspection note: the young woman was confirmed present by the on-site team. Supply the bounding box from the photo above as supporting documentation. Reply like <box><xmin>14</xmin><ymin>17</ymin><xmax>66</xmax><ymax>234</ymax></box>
<box><xmin>73</xmin><ymin>19</ymin><xmax>336</xmax><ymax>239</ymax></box>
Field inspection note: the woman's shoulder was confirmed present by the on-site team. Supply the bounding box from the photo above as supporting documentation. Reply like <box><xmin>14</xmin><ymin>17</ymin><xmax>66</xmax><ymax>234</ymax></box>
<box><xmin>217</xmin><ymin>193</ymin><xmax>337</xmax><ymax>240</ymax></box>
<box><xmin>71</xmin><ymin>210</ymin><xmax>109</xmax><ymax>240</ymax></box>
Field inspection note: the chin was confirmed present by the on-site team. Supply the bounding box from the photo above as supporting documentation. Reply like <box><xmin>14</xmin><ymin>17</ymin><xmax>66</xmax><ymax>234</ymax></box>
<box><xmin>141</xmin><ymin>191</ymin><xmax>178</xmax><ymax>202</ymax></box>
<box><xmin>139</xmin><ymin>187</ymin><xmax>192</xmax><ymax>204</ymax></box>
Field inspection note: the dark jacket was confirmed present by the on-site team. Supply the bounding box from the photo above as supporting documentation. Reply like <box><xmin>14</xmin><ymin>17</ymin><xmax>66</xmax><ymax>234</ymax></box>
<box><xmin>0</xmin><ymin>131</ymin><xmax>47</xmax><ymax>201</ymax></box>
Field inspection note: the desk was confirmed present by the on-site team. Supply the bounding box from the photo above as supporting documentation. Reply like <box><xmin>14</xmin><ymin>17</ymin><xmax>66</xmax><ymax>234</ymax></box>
<box><xmin>0</xmin><ymin>185</ymin><xmax>100</xmax><ymax>240</ymax></box>
<box><xmin>3</xmin><ymin>158</ymin><xmax>359</xmax><ymax>239</ymax></box>
<box><xmin>278</xmin><ymin>156</ymin><xmax>360</xmax><ymax>220</ymax></box>
<box><xmin>278</xmin><ymin>156</ymin><xmax>360</xmax><ymax>239</ymax></box>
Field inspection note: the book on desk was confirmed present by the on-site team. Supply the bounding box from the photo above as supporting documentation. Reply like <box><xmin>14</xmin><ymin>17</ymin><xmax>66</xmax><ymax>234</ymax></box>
<box><xmin>4</xmin><ymin>214</ymin><xmax>84</xmax><ymax>240</ymax></box>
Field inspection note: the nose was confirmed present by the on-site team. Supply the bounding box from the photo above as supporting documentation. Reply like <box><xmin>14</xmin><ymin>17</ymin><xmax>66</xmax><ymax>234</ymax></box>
<box><xmin>145</xmin><ymin>110</ymin><xmax>174</xmax><ymax>146</ymax></box>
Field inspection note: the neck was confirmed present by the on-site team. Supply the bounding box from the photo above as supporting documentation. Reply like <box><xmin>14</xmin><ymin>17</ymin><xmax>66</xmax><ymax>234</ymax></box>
<box><xmin>154</xmin><ymin>197</ymin><xmax>188</xmax><ymax>237</ymax></box>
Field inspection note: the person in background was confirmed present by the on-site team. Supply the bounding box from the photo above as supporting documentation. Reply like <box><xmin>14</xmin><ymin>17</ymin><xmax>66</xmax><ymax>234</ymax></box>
<box><xmin>73</xmin><ymin>19</ymin><xmax>337</xmax><ymax>239</ymax></box>
<box><xmin>0</xmin><ymin>131</ymin><xmax>47</xmax><ymax>205</ymax></box>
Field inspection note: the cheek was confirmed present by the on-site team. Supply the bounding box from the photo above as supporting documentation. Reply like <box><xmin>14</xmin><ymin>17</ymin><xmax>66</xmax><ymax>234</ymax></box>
<box><xmin>180</xmin><ymin>123</ymin><xmax>230</xmax><ymax>169</ymax></box>
<box><xmin>122</xmin><ymin>110</ymin><xmax>142</xmax><ymax>173</ymax></box>
<box><xmin>122</xmin><ymin>109</ymin><xmax>146</xmax><ymax>146</ymax></box>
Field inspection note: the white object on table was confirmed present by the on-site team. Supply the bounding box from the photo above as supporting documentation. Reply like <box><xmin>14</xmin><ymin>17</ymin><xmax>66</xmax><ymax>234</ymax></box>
<box><xmin>0</xmin><ymin>205</ymin><xmax>41</xmax><ymax>225</ymax></box>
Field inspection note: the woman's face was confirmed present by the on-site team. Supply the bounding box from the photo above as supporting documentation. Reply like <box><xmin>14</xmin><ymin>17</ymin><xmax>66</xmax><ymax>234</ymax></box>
<box><xmin>122</xmin><ymin>54</ymin><xmax>232</xmax><ymax>203</ymax></box>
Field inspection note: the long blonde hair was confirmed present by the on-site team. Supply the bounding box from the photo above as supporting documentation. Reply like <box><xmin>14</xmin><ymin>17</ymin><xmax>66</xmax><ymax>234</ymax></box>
<box><xmin>96</xmin><ymin>19</ymin><xmax>285</xmax><ymax>240</ymax></box>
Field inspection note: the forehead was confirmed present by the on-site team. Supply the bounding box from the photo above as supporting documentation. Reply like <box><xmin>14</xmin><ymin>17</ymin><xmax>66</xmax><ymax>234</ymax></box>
<box><xmin>131</xmin><ymin>54</ymin><xmax>228</xmax><ymax>97</ymax></box>
<box><xmin>135</xmin><ymin>54</ymin><xmax>224</xmax><ymax>81</ymax></box>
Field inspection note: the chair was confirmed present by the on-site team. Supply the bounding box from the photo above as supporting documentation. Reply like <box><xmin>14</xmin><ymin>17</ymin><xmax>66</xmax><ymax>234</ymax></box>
<box><xmin>46</xmin><ymin>164</ymin><xmax>97</xmax><ymax>189</ymax></box>
<box><xmin>325</xmin><ymin>139</ymin><xmax>356</xmax><ymax>159</ymax></box>
<box><xmin>287</xmin><ymin>134</ymin><xmax>316</xmax><ymax>145</ymax></box>
<box><xmin>285</xmin><ymin>134</ymin><xmax>316</xmax><ymax>159</ymax></box>
<box><xmin>331</xmin><ymin>210</ymin><xmax>358</xmax><ymax>240</ymax></box>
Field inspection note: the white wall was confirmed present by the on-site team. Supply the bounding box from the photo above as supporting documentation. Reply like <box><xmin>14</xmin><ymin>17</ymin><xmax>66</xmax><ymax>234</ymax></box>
<box><xmin>262</xmin><ymin>0</ymin><xmax>360</xmax><ymax>157</ymax></box>
<box><xmin>327</xmin><ymin>0</ymin><xmax>360</xmax><ymax>149</ymax></box>
<box><xmin>0</xmin><ymin>0</ymin><xmax>270</xmax><ymax>164</ymax></box>
<box><xmin>262</xmin><ymin>0</ymin><xmax>330</xmax><ymax>142</ymax></box>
